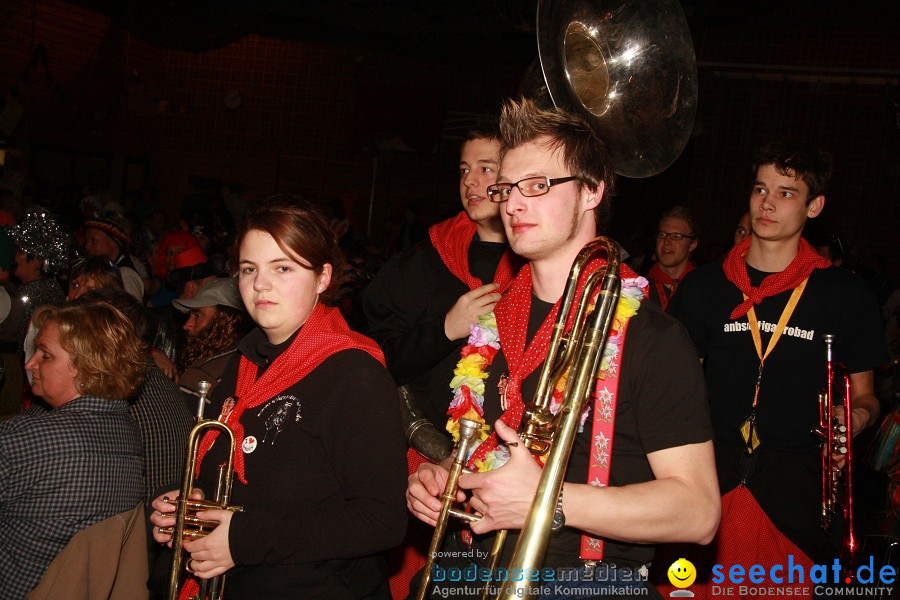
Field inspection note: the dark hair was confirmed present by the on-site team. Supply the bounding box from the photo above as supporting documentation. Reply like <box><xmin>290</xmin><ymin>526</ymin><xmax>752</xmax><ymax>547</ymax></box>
<box><xmin>463</xmin><ymin>122</ymin><xmax>501</xmax><ymax>145</ymax></box>
<box><xmin>69</xmin><ymin>256</ymin><xmax>125</xmax><ymax>293</ymax></box>
<box><xmin>232</xmin><ymin>194</ymin><xmax>345</xmax><ymax>304</ymax></box>
<box><xmin>179</xmin><ymin>306</ymin><xmax>251</xmax><ymax>372</ymax></box>
<box><xmin>499</xmin><ymin>97</ymin><xmax>615</xmax><ymax>231</ymax></box>
<box><xmin>658</xmin><ymin>206</ymin><xmax>699</xmax><ymax>239</ymax></box>
<box><xmin>31</xmin><ymin>302</ymin><xmax>146</xmax><ymax>400</ymax></box>
<box><xmin>752</xmin><ymin>140</ymin><xmax>833</xmax><ymax>203</ymax></box>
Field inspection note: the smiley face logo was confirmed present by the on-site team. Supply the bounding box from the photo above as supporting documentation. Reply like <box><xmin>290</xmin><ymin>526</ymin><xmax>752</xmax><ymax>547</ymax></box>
<box><xmin>667</xmin><ymin>558</ymin><xmax>697</xmax><ymax>589</ymax></box>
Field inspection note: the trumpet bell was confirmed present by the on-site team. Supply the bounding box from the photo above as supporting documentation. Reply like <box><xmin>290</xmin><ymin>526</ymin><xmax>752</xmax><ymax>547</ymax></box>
<box><xmin>537</xmin><ymin>0</ymin><xmax>698</xmax><ymax>178</ymax></box>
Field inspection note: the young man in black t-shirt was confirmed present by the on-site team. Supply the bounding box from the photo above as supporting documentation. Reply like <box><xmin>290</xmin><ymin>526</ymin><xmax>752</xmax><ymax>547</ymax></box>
<box><xmin>669</xmin><ymin>141</ymin><xmax>888</xmax><ymax>573</ymax></box>
<box><xmin>363</xmin><ymin>124</ymin><xmax>518</xmax><ymax>435</ymax></box>
<box><xmin>406</xmin><ymin>98</ymin><xmax>718</xmax><ymax>599</ymax></box>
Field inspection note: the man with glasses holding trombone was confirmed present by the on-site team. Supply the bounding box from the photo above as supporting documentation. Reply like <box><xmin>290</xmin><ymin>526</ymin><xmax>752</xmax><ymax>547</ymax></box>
<box><xmin>405</xmin><ymin>97</ymin><xmax>719</xmax><ymax>599</ymax></box>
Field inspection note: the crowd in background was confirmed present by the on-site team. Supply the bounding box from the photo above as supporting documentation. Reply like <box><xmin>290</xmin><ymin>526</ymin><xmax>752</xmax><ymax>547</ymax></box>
<box><xmin>0</xmin><ymin>150</ymin><xmax>898</xmax><ymax>598</ymax></box>
<box><xmin>0</xmin><ymin>165</ymin><xmax>896</xmax><ymax>454</ymax></box>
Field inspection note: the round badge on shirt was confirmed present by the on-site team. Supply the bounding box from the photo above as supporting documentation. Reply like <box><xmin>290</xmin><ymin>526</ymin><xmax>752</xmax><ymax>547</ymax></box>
<box><xmin>242</xmin><ymin>435</ymin><xmax>258</xmax><ymax>454</ymax></box>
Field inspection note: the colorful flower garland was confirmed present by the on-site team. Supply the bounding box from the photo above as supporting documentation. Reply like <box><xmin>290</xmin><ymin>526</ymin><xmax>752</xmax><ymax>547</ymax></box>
<box><xmin>445</xmin><ymin>274</ymin><xmax>649</xmax><ymax>472</ymax></box>
<box><xmin>446</xmin><ymin>312</ymin><xmax>499</xmax><ymax>443</ymax></box>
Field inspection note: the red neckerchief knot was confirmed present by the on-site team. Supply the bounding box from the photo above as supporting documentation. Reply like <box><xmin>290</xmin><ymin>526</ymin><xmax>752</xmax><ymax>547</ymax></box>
<box><xmin>429</xmin><ymin>211</ymin><xmax>516</xmax><ymax>290</ymax></box>
<box><xmin>468</xmin><ymin>258</ymin><xmax>639</xmax><ymax>468</ymax></box>
<box><xmin>648</xmin><ymin>261</ymin><xmax>695</xmax><ymax>310</ymax></box>
<box><xmin>193</xmin><ymin>303</ymin><xmax>385</xmax><ymax>485</ymax></box>
<box><xmin>722</xmin><ymin>236</ymin><xmax>830</xmax><ymax>320</ymax></box>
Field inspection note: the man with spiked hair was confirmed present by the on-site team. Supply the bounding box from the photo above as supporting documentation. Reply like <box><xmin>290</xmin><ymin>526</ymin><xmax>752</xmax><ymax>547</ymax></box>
<box><xmin>406</xmin><ymin>98</ymin><xmax>719</xmax><ymax>599</ymax></box>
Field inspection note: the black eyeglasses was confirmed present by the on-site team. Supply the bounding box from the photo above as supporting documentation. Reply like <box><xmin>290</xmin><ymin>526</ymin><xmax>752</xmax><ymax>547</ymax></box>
<box><xmin>486</xmin><ymin>176</ymin><xmax>579</xmax><ymax>203</ymax></box>
<box><xmin>657</xmin><ymin>231</ymin><xmax>696</xmax><ymax>242</ymax></box>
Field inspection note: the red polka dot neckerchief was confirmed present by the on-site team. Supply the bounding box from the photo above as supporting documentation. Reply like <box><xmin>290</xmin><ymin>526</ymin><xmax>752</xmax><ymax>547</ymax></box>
<box><xmin>468</xmin><ymin>258</ymin><xmax>640</xmax><ymax>468</ymax></box>
<box><xmin>193</xmin><ymin>303</ymin><xmax>385</xmax><ymax>485</ymax></box>
<box><xmin>429</xmin><ymin>211</ymin><xmax>516</xmax><ymax>290</ymax></box>
<box><xmin>722</xmin><ymin>236</ymin><xmax>830</xmax><ymax>319</ymax></box>
<box><xmin>648</xmin><ymin>261</ymin><xmax>694</xmax><ymax>310</ymax></box>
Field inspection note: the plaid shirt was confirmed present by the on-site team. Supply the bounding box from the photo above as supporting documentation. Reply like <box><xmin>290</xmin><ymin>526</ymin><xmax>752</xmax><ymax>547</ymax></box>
<box><xmin>130</xmin><ymin>361</ymin><xmax>194</xmax><ymax>503</ymax></box>
<box><xmin>0</xmin><ymin>396</ymin><xmax>143</xmax><ymax>599</ymax></box>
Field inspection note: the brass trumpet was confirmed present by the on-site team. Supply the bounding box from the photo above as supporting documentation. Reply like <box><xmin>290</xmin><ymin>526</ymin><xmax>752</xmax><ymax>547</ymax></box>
<box><xmin>812</xmin><ymin>334</ymin><xmax>858</xmax><ymax>570</ymax></box>
<box><xmin>416</xmin><ymin>418</ymin><xmax>483</xmax><ymax>600</ymax></box>
<box><xmin>162</xmin><ymin>381</ymin><xmax>243</xmax><ymax>600</ymax></box>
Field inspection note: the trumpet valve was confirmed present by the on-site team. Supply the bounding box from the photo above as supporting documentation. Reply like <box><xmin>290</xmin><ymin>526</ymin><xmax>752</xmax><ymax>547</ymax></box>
<box><xmin>159</xmin><ymin>496</ymin><xmax>243</xmax><ymax>540</ymax></box>
<box><xmin>521</xmin><ymin>405</ymin><xmax>555</xmax><ymax>454</ymax></box>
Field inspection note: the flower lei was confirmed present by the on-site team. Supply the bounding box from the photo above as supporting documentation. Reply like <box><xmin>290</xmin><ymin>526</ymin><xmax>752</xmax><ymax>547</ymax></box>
<box><xmin>446</xmin><ymin>311</ymin><xmax>499</xmax><ymax>444</ymax></box>
<box><xmin>445</xmin><ymin>274</ymin><xmax>649</xmax><ymax>472</ymax></box>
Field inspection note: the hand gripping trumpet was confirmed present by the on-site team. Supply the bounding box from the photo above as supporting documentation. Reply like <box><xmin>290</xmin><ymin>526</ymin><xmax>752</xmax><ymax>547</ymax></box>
<box><xmin>812</xmin><ymin>334</ymin><xmax>858</xmax><ymax>573</ymax></box>
<box><xmin>161</xmin><ymin>381</ymin><xmax>243</xmax><ymax>600</ymax></box>
<box><xmin>415</xmin><ymin>418</ymin><xmax>483</xmax><ymax>600</ymax></box>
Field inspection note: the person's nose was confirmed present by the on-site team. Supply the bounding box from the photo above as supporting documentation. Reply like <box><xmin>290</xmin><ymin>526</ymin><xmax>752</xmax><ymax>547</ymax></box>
<box><xmin>504</xmin><ymin>186</ymin><xmax>528</xmax><ymax>214</ymax></box>
<box><xmin>253</xmin><ymin>271</ymin><xmax>271</xmax><ymax>292</ymax></box>
<box><xmin>463</xmin><ymin>170</ymin><xmax>479</xmax><ymax>190</ymax></box>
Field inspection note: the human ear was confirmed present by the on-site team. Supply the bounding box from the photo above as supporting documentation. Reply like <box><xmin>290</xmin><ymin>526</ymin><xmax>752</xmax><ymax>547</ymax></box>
<box><xmin>316</xmin><ymin>264</ymin><xmax>333</xmax><ymax>293</ymax></box>
<box><xmin>807</xmin><ymin>195</ymin><xmax>825</xmax><ymax>218</ymax></box>
<box><xmin>582</xmin><ymin>180</ymin><xmax>605</xmax><ymax>211</ymax></box>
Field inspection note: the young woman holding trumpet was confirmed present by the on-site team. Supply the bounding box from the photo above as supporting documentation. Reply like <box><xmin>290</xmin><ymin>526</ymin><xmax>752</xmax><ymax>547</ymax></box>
<box><xmin>150</xmin><ymin>195</ymin><xmax>407</xmax><ymax>600</ymax></box>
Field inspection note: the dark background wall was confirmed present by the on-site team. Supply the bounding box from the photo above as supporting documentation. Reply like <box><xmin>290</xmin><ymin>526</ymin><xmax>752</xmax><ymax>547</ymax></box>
<box><xmin>0</xmin><ymin>0</ymin><xmax>897</xmax><ymax>273</ymax></box>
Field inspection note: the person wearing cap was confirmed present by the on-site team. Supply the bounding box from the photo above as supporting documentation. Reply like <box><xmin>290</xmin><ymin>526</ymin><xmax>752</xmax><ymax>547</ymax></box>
<box><xmin>83</xmin><ymin>216</ymin><xmax>147</xmax><ymax>301</ymax></box>
<box><xmin>173</xmin><ymin>277</ymin><xmax>251</xmax><ymax>401</ymax></box>
<box><xmin>147</xmin><ymin>230</ymin><xmax>209</xmax><ymax>307</ymax></box>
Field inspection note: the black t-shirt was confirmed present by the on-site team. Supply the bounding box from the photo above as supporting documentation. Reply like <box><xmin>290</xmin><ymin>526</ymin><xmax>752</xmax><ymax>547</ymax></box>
<box><xmin>668</xmin><ymin>263</ymin><xmax>888</xmax><ymax>451</ymax></box>
<box><xmin>363</xmin><ymin>235</ymin><xmax>512</xmax><ymax>430</ymax></box>
<box><xmin>669</xmin><ymin>262</ymin><xmax>889</xmax><ymax>563</ymax></box>
<box><xmin>469</xmin><ymin>240</ymin><xmax>508</xmax><ymax>292</ymax></box>
<box><xmin>459</xmin><ymin>293</ymin><xmax>712</xmax><ymax>569</ymax></box>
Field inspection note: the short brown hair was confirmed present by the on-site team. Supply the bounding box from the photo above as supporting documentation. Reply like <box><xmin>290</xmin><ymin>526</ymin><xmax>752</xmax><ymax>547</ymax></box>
<box><xmin>232</xmin><ymin>194</ymin><xmax>345</xmax><ymax>304</ymax></box>
<box><xmin>69</xmin><ymin>256</ymin><xmax>125</xmax><ymax>292</ymax></box>
<box><xmin>658</xmin><ymin>205</ymin><xmax>699</xmax><ymax>239</ymax></box>
<box><xmin>499</xmin><ymin>97</ymin><xmax>615</xmax><ymax>231</ymax></box>
<box><xmin>463</xmin><ymin>122</ymin><xmax>501</xmax><ymax>145</ymax></box>
<box><xmin>752</xmin><ymin>140</ymin><xmax>833</xmax><ymax>203</ymax></box>
<box><xmin>31</xmin><ymin>302</ymin><xmax>146</xmax><ymax>400</ymax></box>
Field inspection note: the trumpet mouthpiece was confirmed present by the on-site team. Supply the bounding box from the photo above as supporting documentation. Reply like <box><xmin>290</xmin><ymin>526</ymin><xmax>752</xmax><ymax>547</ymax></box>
<box><xmin>458</xmin><ymin>418</ymin><xmax>481</xmax><ymax>441</ymax></box>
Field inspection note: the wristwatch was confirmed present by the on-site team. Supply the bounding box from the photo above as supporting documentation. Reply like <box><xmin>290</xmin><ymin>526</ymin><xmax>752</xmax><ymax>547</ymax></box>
<box><xmin>551</xmin><ymin>486</ymin><xmax>565</xmax><ymax>532</ymax></box>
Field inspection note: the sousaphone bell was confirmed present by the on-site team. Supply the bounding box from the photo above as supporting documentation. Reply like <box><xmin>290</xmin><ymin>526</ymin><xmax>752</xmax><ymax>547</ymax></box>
<box><xmin>535</xmin><ymin>0</ymin><xmax>698</xmax><ymax>178</ymax></box>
